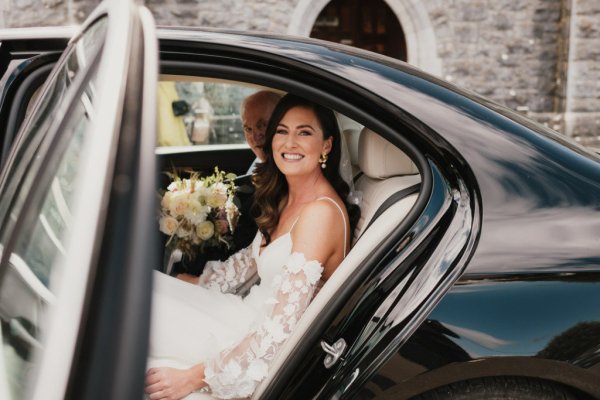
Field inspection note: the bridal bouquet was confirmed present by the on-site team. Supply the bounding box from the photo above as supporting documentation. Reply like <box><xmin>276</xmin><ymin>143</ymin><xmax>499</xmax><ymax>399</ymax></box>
<box><xmin>158</xmin><ymin>167</ymin><xmax>240</xmax><ymax>265</ymax></box>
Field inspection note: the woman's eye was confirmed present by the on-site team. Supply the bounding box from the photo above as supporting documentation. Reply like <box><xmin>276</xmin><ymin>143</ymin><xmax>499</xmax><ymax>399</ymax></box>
<box><xmin>299</xmin><ymin>130</ymin><xmax>312</xmax><ymax>136</ymax></box>
<box><xmin>275</xmin><ymin>129</ymin><xmax>287</xmax><ymax>135</ymax></box>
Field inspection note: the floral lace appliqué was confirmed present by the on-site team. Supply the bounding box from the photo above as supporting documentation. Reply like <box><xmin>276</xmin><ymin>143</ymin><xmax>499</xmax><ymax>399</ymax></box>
<box><xmin>203</xmin><ymin>251</ymin><xmax>323</xmax><ymax>399</ymax></box>
<box><xmin>198</xmin><ymin>246</ymin><xmax>257</xmax><ymax>294</ymax></box>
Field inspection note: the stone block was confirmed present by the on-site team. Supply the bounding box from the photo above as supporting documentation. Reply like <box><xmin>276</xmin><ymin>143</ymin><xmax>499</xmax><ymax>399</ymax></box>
<box><xmin>574</xmin><ymin>40</ymin><xmax>600</xmax><ymax>60</ymax></box>
<box><xmin>569</xmin><ymin>112</ymin><xmax>600</xmax><ymax>143</ymax></box>
<box><xmin>570</xmin><ymin>98</ymin><xmax>600</xmax><ymax>112</ymax></box>
<box><xmin>455</xmin><ymin>1</ymin><xmax>488</xmax><ymax>22</ymax></box>
<box><xmin>577</xmin><ymin>0</ymin><xmax>600</xmax><ymax>14</ymax></box>
<box><xmin>576</xmin><ymin>17</ymin><xmax>600</xmax><ymax>39</ymax></box>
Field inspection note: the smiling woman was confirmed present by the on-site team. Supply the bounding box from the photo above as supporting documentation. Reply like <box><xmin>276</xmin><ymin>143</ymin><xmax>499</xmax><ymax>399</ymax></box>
<box><xmin>146</xmin><ymin>94</ymin><xmax>356</xmax><ymax>399</ymax></box>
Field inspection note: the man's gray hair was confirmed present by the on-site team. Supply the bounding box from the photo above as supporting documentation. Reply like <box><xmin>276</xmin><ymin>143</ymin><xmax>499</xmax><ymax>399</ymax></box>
<box><xmin>241</xmin><ymin>90</ymin><xmax>283</xmax><ymax>117</ymax></box>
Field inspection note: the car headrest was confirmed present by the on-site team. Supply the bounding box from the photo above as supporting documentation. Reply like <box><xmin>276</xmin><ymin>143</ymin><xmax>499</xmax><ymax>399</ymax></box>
<box><xmin>342</xmin><ymin>128</ymin><xmax>361</xmax><ymax>168</ymax></box>
<box><xmin>358</xmin><ymin>127</ymin><xmax>418</xmax><ymax>178</ymax></box>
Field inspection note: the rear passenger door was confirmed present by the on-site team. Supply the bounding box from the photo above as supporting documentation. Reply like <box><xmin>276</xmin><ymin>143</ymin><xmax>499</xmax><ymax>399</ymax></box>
<box><xmin>0</xmin><ymin>1</ymin><xmax>158</xmax><ymax>399</ymax></box>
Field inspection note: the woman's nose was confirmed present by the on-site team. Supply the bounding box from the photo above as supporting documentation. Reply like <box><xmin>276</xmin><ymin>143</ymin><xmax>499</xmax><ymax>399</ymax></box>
<box><xmin>285</xmin><ymin>133</ymin><xmax>298</xmax><ymax>147</ymax></box>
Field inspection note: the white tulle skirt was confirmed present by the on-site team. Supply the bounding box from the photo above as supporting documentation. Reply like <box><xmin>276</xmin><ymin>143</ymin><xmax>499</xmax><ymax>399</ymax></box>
<box><xmin>147</xmin><ymin>271</ymin><xmax>260</xmax><ymax>399</ymax></box>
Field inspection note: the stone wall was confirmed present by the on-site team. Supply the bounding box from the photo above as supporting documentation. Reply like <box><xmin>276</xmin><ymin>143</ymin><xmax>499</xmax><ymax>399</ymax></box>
<box><xmin>1</xmin><ymin>0</ymin><xmax>598</xmax><ymax>146</ymax></box>
<box><xmin>431</xmin><ymin>0</ymin><xmax>564</xmax><ymax>128</ymax></box>
<box><xmin>566</xmin><ymin>0</ymin><xmax>600</xmax><ymax>146</ymax></box>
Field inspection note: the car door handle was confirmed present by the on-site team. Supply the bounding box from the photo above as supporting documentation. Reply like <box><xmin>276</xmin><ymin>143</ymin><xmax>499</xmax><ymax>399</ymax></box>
<box><xmin>320</xmin><ymin>338</ymin><xmax>346</xmax><ymax>369</ymax></box>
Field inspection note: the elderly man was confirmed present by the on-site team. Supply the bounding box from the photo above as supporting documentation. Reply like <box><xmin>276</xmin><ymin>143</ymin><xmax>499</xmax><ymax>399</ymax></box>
<box><xmin>240</xmin><ymin>90</ymin><xmax>282</xmax><ymax>173</ymax></box>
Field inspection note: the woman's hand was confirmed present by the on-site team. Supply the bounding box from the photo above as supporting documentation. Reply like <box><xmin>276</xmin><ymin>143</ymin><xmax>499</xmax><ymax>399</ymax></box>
<box><xmin>145</xmin><ymin>364</ymin><xmax>206</xmax><ymax>400</ymax></box>
<box><xmin>176</xmin><ymin>273</ymin><xmax>200</xmax><ymax>284</ymax></box>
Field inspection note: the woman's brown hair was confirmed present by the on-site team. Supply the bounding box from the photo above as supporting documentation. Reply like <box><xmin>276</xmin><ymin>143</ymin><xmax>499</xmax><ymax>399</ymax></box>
<box><xmin>252</xmin><ymin>94</ymin><xmax>360</xmax><ymax>245</ymax></box>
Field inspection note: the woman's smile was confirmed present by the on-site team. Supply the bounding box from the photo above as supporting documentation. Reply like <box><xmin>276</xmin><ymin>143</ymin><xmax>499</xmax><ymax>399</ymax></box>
<box><xmin>282</xmin><ymin>152</ymin><xmax>304</xmax><ymax>161</ymax></box>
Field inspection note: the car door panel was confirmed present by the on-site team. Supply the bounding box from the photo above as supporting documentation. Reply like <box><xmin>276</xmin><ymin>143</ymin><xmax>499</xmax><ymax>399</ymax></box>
<box><xmin>0</xmin><ymin>2</ymin><xmax>157</xmax><ymax>399</ymax></box>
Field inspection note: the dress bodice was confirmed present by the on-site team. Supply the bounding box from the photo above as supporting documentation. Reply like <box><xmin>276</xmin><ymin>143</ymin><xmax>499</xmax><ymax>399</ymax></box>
<box><xmin>251</xmin><ymin>231</ymin><xmax>292</xmax><ymax>286</ymax></box>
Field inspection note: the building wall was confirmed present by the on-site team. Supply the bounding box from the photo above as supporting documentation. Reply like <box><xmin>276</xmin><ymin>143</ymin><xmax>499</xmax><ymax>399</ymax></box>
<box><xmin>1</xmin><ymin>0</ymin><xmax>598</xmax><ymax>146</ymax></box>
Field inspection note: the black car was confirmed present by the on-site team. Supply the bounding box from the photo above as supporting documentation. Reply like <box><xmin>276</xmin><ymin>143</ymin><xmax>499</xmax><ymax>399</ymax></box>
<box><xmin>0</xmin><ymin>1</ymin><xmax>599</xmax><ymax>399</ymax></box>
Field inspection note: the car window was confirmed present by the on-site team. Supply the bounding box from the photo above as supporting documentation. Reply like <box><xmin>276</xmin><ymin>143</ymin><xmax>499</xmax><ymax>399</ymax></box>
<box><xmin>0</xmin><ymin>21</ymin><xmax>104</xmax><ymax>400</ymax></box>
<box><xmin>156</xmin><ymin>78</ymin><xmax>265</xmax><ymax>147</ymax></box>
<box><xmin>0</xmin><ymin>17</ymin><xmax>106</xmax><ymax>231</ymax></box>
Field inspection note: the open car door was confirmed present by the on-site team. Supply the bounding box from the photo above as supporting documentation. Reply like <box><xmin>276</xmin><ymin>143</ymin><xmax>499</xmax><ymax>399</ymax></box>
<box><xmin>0</xmin><ymin>0</ymin><xmax>158</xmax><ymax>399</ymax></box>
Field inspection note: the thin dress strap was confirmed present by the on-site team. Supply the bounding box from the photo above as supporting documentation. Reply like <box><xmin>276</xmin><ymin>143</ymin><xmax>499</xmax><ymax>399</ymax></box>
<box><xmin>288</xmin><ymin>197</ymin><xmax>348</xmax><ymax>257</ymax></box>
<box><xmin>304</xmin><ymin>196</ymin><xmax>347</xmax><ymax>258</ymax></box>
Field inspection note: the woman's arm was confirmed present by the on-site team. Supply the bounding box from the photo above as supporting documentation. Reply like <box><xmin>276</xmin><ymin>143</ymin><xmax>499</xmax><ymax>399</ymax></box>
<box><xmin>202</xmin><ymin>201</ymin><xmax>342</xmax><ymax>398</ymax></box>
<box><xmin>179</xmin><ymin>244</ymin><xmax>258</xmax><ymax>294</ymax></box>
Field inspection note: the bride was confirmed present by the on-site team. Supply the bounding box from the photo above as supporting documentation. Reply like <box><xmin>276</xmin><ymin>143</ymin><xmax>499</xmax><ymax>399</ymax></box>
<box><xmin>145</xmin><ymin>94</ymin><xmax>356</xmax><ymax>399</ymax></box>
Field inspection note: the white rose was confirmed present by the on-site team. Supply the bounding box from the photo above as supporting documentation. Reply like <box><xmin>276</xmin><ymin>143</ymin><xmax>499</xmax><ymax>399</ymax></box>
<box><xmin>196</xmin><ymin>220</ymin><xmax>214</xmax><ymax>240</ymax></box>
<box><xmin>207</xmin><ymin>192</ymin><xmax>227</xmax><ymax>208</ymax></box>
<box><xmin>184</xmin><ymin>199</ymin><xmax>208</xmax><ymax>224</ymax></box>
<box><xmin>160</xmin><ymin>191</ymin><xmax>174</xmax><ymax>210</ymax></box>
<box><xmin>176</xmin><ymin>224</ymin><xmax>192</xmax><ymax>238</ymax></box>
<box><xmin>159</xmin><ymin>216</ymin><xmax>178</xmax><ymax>235</ymax></box>
<box><xmin>169</xmin><ymin>192</ymin><xmax>190</xmax><ymax>216</ymax></box>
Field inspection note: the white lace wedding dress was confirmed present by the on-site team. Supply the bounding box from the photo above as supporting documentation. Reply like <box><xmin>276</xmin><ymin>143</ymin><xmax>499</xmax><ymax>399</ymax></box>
<box><xmin>148</xmin><ymin>197</ymin><xmax>347</xmax><ymax>399</ymax></box>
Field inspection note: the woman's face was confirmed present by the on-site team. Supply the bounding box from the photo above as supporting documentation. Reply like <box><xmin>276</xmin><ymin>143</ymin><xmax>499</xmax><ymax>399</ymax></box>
<box><xmin>271</xmin><ymin>106</ymin><xmax>332</xmax><ymax>178</ymax></box>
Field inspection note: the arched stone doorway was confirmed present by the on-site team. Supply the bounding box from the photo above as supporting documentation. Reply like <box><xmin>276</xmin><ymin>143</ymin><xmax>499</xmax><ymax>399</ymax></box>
<box><xmin>288</xmin><ymin>0</ymin><xmax>442</xmax><ymax>76</ymax></box>
<box><xmin>310</xmin><ymin>0</ymin><xmax>407</xmax><ymax>61</ymax></box>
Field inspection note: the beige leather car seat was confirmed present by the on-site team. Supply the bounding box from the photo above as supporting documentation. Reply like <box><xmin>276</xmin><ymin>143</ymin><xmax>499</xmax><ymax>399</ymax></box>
<box><xmin>353</xmin><ymin>128</ymin><xmax>421</xmax><ymax>243</ymax></box>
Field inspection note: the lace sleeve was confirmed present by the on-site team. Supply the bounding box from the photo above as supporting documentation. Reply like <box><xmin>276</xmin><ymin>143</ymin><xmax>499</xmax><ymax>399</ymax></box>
<box><xmin>197</xmin><ymin>245</ymin><xmax>257</xmax><ymax>294</ymax></box>
<box><xmin>203</xmin><ymin>252</ymin><xmax>323</xmax><ymax>399</ymax></box>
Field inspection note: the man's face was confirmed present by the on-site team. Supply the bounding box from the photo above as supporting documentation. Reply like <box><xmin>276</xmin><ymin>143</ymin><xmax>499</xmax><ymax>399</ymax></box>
<box><xmin>242</xmin><ymin>100</ymin><xmax>273</xmax><ymax>161</ymax></box>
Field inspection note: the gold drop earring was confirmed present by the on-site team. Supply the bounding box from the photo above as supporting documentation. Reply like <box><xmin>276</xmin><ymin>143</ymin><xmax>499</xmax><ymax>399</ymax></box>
<box><xmin>319</xmin><ymin>152</ymin><xmax>328</xmax><ymax>169</ymax></box>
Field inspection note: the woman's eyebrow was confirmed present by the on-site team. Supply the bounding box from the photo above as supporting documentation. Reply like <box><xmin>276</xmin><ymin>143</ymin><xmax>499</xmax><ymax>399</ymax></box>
<box><xmin>296</xmin><ymin>124</ymin><xmax>315</xmax><ymax>130</ymax></box>
<box><xmin>277</xmin><ymin>123</ymin><xmax>289</xmax><ymax>128</ymax></box>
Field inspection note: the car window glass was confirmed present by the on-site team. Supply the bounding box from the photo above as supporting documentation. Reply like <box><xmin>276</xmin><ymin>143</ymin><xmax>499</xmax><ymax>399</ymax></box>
<box><xmin>0</xmin><ymin>21</ymin><xmax>104</xmax><ymax>400</ymax></box>
<box><xmin>156</xmin><ymin>79</ymin><xmax>260</xmax><ymax>147</ymax></box>
<box><xmin>0</xmin><ymin>17</ymin><xmax>107</xmax><ymax>230</ymax></box>
<box><xmin>0</xmin><ymin>69</ymin><xmax>97</xmax><ymax>400</ymax></box>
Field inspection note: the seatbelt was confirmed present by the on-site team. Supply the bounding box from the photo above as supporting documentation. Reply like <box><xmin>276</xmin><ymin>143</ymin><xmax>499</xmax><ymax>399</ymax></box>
<box><xmin>358</xmin><ymin>182</ymin><xmax>421</xmax><ymax>240</ymax></box>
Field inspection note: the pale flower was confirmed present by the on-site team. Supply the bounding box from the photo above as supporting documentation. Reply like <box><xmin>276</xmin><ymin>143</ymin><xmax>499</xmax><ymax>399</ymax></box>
<box><xmin>215</xmin><ymin>218</ymin><xmax>229</xmax><ymax>234</ymax></box>
<box><xmin>159</xmin><ymin>216</ymin><xmax>178</xmax><ymax>235</ymax></box>
<box><xmin>247</xmin><ymin>359</ymin><xmax>269</xmax><ymax>381</ymax></box>
<box><xmin>221</xmin><ymin>360</ymin><xmax>242</xmax><ymax>383</ymax></box>
<box><xmin>283</xmin><ymin>303</ymin><xmax>296</xmax><ymax>316</ymax></box>
<box><xmin>176</xmin><ymin>224</ymin><xmax>192</xmax><ymax>238</ymax></box>
<box><xmin>160</xmin><ymin>191</ymin><xmax>173</xmax><ymax>210</ymax></box>
<box><xmin>303</xmin><ymin>260</ymin><xmax>324</xmax><ymax>285</ymax></box>
<box><xmin>263</xmin><ymin>317</ymin><xmax>287</xmax><ymax>343</ymax></box>
<box><xmin>207</xmin><ymin>192</ymin><xmax>228</xmax><ymax>208</ymax></box>
<box><xmin>167</xmin><ymin>181</ymin><xmax>179</xmax><ymax>192</ymax></box>
<box><xmin>184</xmin><ymin>200</ymin><xmax>208</xmax><ymax>225</ymax></box>
<box><xmin>169</xmin><ymin>192</ymin><xmax>190</xmax><ymax>217</ymax></box>
<box><xmin>285</xmin><ymin>252</ymin><xmax>306</xmax><ymax>274</ymax></box>
<box><xmin>280</xmin><ymin>280</ymin><xmax>293</xmax><ymax>294</ymax></box>
<box><xmin>288</xmin><ymin>291</ymin><xmax>301</xmax><ymax>303</ymax></box>
<box><xmin>196</xmin><ymin>220</ymin><xmax>215</xmax><ymax>240</ymax></box>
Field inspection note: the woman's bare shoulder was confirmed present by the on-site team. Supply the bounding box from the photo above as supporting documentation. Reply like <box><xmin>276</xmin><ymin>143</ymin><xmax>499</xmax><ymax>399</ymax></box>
<box><xmin>289</xmin><ymin>198</ymin><xmax>346</xmax><ymax>262</ymax></box>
